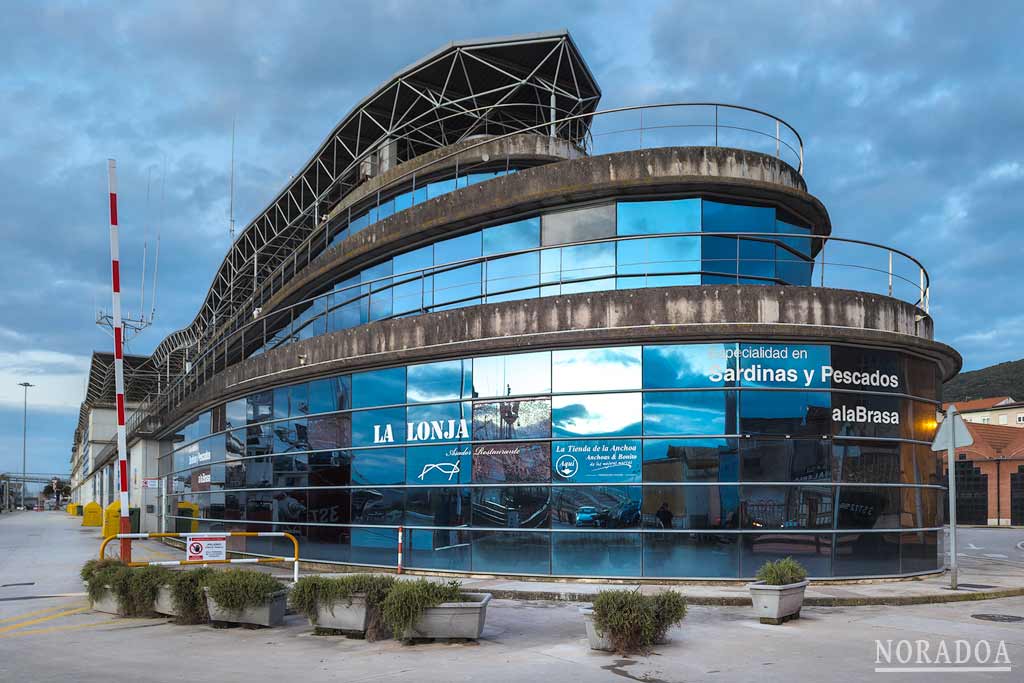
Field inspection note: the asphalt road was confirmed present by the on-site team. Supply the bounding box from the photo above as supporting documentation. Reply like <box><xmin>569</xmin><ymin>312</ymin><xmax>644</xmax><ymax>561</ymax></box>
<box><xmin>2</xmin><ymin>512</ymin><xmax>1023</xmax><ymax>682</ymax></box>
<box><xmin>956</xmin><ymin>527</ymin><xmax>1024</xmax><ymax>566</ymax></box>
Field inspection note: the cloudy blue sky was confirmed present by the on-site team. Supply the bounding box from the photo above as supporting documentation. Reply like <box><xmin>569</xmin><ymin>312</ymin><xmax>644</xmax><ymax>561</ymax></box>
<box><xmin>1</xmin><ymin>1</ymin><xmax>1021</xmax><ymax>476</ymax></box>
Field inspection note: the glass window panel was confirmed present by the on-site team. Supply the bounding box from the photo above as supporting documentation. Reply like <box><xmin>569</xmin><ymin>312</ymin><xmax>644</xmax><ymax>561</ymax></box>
<box><xmin>427</xmin><ymin>177</ymin><xmax>456</xmax><ymax>199</ymax></box>
<box><xmin>225</xmin><ymin>399</ymin><xmax>246</xmax><ymax>430</ymax></box>
<box><xmin>615</xmin><ymin>236</ymin><xmax>700</xmax><ymax>289</ymax></box>
<box><xmin>643</xmin><ymin>438</ymin><xmax>739</xmax><ymax>483</ymax></box>
<box><xmin>551</xmin><ymin>439</ymin><xmax>641</xmax><ymax>484</ymax></box>
<box><xmin>308</xmin><ymin>375</ymin><xmax>350</xmax><ymax>414</ymax></box>
<box><xmin>551</xmin><ymin>486</ymin><xmax>641</xmax><ymax>529</ymax></box>
<box><xmin>617</xmin><ymin>199</ymin><xmax>700</xmax><ymax>235</ymax></box>
<box><xmin>271</xmin><ymin>419</ymin><xmax>309</xmax><ymax>453</ymax></box>
<box><xmin>833</xmin><ymin>531</ymin><xmax>899</xmax><ymax>577</ymax></box>
<box><xmin>552</xmin><ymin>532</ymin><xmax>641</xmax><ymax>577</ymax></box>
<box><xmin>471</xmin><ymin>487</ymin><xmax>550</xmax><ymax>527</ymax></box>
<box><xmin>392</xmin><ymin>245</ymin><xmax>433</xmax><ymax>316</ymax></box>
<box><xmin>273</xmin><ymin>387</ymin><xmax>289</xmax><ymax>420</ymax></box>
<box><xmin>482</xmin><ymin>218</ymin><xmax>540</xmax><ymax>254</ymax></box>
<box><xmin>900</xmin><ymin>530</ymin><xmax>939</xmax><ymax>573</ymax></box>
<box><xmin>405</xmin><ymin>488</ymin><xmax>470</xmax><ymax>527</ymax></box>
<box><xmin>471</xmin><ymin>530</ymin><xmax>550</xmax><ymax>574</ymax></box>
<box><xmin>700</xmin><ymin>235</ymin><xmax>738</xmax><ymax>280</ymax></box>
<box><xmin>776</xmin><ymin>244</ymin><xmax>812</xmax><ymax>285</ymax></box>
<box><xmin>558</xmin><ymin>243</ymin><xmax>615</xmax><ymax>294</ymax></box>
<box><xmin>901</xmin><ymin>488</ymin><xmax>939</xmax><ymax>528</ymax></box>
<box><xmin>837</xmin><ymin>486</ymin><xmax>901</xmax><ymax>529</ymax></box>
<box><xmin>738</xmin><ymin>237</ymin><xmax>776</xmax><ymax>281</ymax></box>
<box><xmin>309</xmin><ymin>451</ymin><xmax>352</xmax><ymax>487</ymax></box>
<box><xmin>351</xmin><ymin>407</ymin><xmax>406</xmax><ymax>447</ymax></box>
<box><xmin>307</xmin><ymin>414</ymin><xmax>352</xmax><ymax>451</ymax></box>
<box><xmin>643</xmin><ymin>344</ymin><xmax>735</xmax><ymax>389</ymax></box>
<box><xmin>831</xmin><ymin>393</ymin><xmax>907</xmax><ymax>440</ymax></box>
<box><xmin>740</xmin><ymin>533</ymin><xmax>832</xmax><ymax>578</ymax></box>
<box><xmin>472</xmin><ymin>443</ymin><xmax>550</xmax><ymax>484</ymax></box>
<box><xmin>643</xmin><ymin>391</ymin><xmax>733</xmax><ymax>436</ymax></box>
<box><xmin>433</xmin><ymin>263</ymin><xmax>481</xmax><ymax>310</ymax></box>
<box><xmin>361</xmin><ymin>261</ymin><xmax>393</xmax><ymax>321</ymax></box>
<box><xmin>643</xmin><ymin>485</ymin><xmax>740</xmax><ymax>529</ymax></box>
<box><xmin>552</xmin><ymin>347</ymin><xmax>641</xmax><ymax>392</ymax></box>
<box><xmin>406</xmin><ymin>401</ymin><xmax>471</xmax><ymax>443</ymax></box>
<box><xmin>406</xmin><ymin>444</ymin><xmax>472</xmax><ymax>485</ymax></box>
<box><xmin>541</xmin><ymin>204</ymin><xmax>615</xmax><ymax>246</ymax></box>
<box><xmin>472</xmin><ymin>398</ymin><xmax>550</xmax><ymax>441</ymax></box>
<box><xmin>328</xmin><ymin>276</ymin><xmax>366</xmax><ymax>332</ymax></box>
<box><xmin>740</xmin><ymin>485</ymin><xmax>835</xmax><ymax>530</ymax></box>
<box><xmin>472</xmin><ymin>351</ymin><xmax>551</xmax><ymax>398</ymax></box>
<box><xmin>829</xmin><ymin>345</ymin><xmax>907</xmax><ymax>395</ymax></box>
<box><xmin>351</xmin><ymin>489</ymin><xmax>405</xmax><ymax>526</ymax></box>
<box><xmin>434</xmin><ymin>231</ymin><xmax>481</xmax><ymax>263</ymax></box>
<box><xmin>406</xmin><ymin>529</ymin><xmax>471</xmax><ymax>572</ymax></box>
<box><xmin>353</xmin><ymin>367</ymin><xmax>406</xmax><ymax>408</ymax></box>
<box><xmin>293</xmin><ymin>298</ymin><xmax>327</xmax><ymax>341</ymax></box>
<box><xmin>552</xmin><ymin>393</ymin><xmax>642</xmax><ymax>438</ymax></box>
<box><xmin>643</xmin><ymin>533</ymin><xmax>739</xmax><ymax>578</ymax></box>
<box><xmin>740</xmin><ymin>439</ymin><xmax>831</xmax><ymax>482</ymax></box>
<box><xmin>407</xmin><ymin>359</ymin><xmax>472</xmax><ymax>403</ymax></box>
<box><xmin>290</xmin><ymin>383</ymin><xmax>309</xmax><ymax>416</ymax></box>
<box><xmin>703</xmin><ymin>200</ymin><xmax>775</xmax><ymax>233</ymax></box>
<box><xmin>351</xmin><ymin>526</ymin><xmax>399</xmax><ymax>565</ymax></box>
<box><xmin>393</xmin><ymin>190</ymin><xmax>414</xmax><ymax>213</ymax></box>
<box><xmin>834</xmin><ymin>440</ymin><xmax>902</xmax><ymax>483</ymax></box>
<box><xmin>485</xmin><ymin>252</ymin><xmax>539</xmax><ymax>303</ymax></box>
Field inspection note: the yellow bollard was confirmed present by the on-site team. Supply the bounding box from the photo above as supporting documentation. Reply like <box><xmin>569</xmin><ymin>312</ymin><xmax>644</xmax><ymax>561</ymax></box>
<box><xmin>81</xmin><ymin>502</ymin><xmax>102</xmax><ymax>527</ymax></box>
<box><xmin>176</xmin><ymin>501</ymin><xmax>200</xmax><ymax>533</ymax></box>
<box><xmin>102</xmin><ymin>501</ymin><xmax>122</xmax><ymax>538</ymax></box>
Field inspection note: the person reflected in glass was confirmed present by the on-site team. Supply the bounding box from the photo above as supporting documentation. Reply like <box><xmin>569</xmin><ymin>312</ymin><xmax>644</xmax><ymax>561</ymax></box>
<box><xmin>656</xmin><ymin>502</ymin><xmax>674</xmax><ymax>529</ymax></box>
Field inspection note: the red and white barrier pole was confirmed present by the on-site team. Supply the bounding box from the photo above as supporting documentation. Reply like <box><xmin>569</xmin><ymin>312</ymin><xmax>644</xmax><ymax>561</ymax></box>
<box><xmin>107</xmin><ymin>159</ymin><xmax>132</xmax><ymax>563</ymax></box>
<box><xmin>397</xmin><ymin>525</ymin><xmax>403</xmax><ymax>575</ymax></box>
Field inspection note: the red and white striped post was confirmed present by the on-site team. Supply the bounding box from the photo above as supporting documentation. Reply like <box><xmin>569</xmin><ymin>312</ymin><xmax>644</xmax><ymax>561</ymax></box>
<box><xmin>107</xmin><ymin>159</ymin><xmax>132</xmax><ymax>563</ymax></box>
<box><xmin>396</xmin><ymin>525</ymin><xmax>403</xmax><ymax>574</ymax></box>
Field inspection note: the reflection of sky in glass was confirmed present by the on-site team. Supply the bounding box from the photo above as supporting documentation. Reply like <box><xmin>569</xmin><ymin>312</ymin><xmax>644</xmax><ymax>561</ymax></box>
<box><xmin>552</xmin><ymin>347</ymin><xmax>641</xmax><ymax>392</ymax></box>
<box><xmin>738</xmin><ymin>344</ymin><xmax>829</xmax><ymax>388</ymax></box>
<box><xmin>405</xmin><ymin>444</ymin><xmax>471</xmax><ymax>484</ymax></box>
<box><xmin>552</xmin><ymin>393</ymin><xmax>642</xmax><ymax>437</ymax></box>
<box><xmin>643</xmin><ymin>391</ymin><xmax>731</xmax><ymax>436</ymax></box>
<box><xmin>472</xmin><ymin>351</ymin><xmax>551</xmax><ymax>398</ymax></box>
<box><xmin>406</xmin><ymin>359</ymin><xmax>471</xmax><ymax>403</ymax></box>
<box><xmin>405</xmin><ymin>401</ymin><xmax>471</xmax><ymax>442</ymax></box>
<box><xmin>352</xmin><ymin>407</ymin><xmax>405</xmax><ymax>447</ymax></box>
<box><xmin>351</xmin><ymin>448</ymin><xmax>405</xmax><ymax>485</ymax></box>
<box><xmin>353</xmin><ymin>367</ymin><xmax>406</xmax><ymax>408</ymax></box>
<box><xmin>472</xmin><ymin>398</ymin><xmax>551</xmax><ymax>440</ymax></box>
<box><xmin>617</xmin><ymin>199</ymin><xmax>700</xmax><ymax>235</ymax></box>
<box><xmin>643</xmin><ymin>344</ymin><xmax>735</xmax><ymax>389</ymax></box>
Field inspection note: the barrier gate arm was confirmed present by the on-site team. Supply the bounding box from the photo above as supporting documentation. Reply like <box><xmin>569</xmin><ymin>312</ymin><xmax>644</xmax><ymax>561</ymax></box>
<box><xmin>100</xmin><ymin>532</ymin><xmax>300</xmax><ymax>582</ymax></box>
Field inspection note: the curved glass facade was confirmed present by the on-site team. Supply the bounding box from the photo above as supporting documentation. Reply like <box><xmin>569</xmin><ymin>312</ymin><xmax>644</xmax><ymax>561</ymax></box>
<box><xmin>161</xmin><ymin>341</ymin><xmax>943</xmax><ymax>578</ymax></box>
<box><xmin>257</xmin><ymin>198</ymin><xmax>815</xmax><ymax>357</ymax></box>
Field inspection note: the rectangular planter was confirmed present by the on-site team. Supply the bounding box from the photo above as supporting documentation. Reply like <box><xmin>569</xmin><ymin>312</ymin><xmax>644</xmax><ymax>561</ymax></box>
<box><xmin>580</xmin><ymin>607</ymin><xmax>670</xmax><ymax>652</ymax></box>
<box><xmin>153</xmin><ymin>585</ymin><xmax>179</xmax><ymax>617</ymax></box>
<box><xmin>204</xmin><ymin>588</ymin><xmax>287</xmax><ymax>627</ymax></box>
<box><xmin>90</xmin><ymin>586</ymin><xmax>122</xmax><ymax>616</ymax></box>
<box><xmin>312</xmin><ymin>594</ymin><xmax>369</xmax><ymax>634</ymax></box>
<box><xmin>401</xmin><ymin>592</ymin><xmax>491</xmax><ymax>640</ymax></box>
<box><xmin>747</xmin><ymin>580</ymin><xmax>809</xmax><ymax>625</ymax></box>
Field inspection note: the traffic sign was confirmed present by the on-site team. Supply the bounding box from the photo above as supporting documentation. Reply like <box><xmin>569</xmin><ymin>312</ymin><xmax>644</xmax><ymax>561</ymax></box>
<box><xmin>931</xmin><ymin>411</ymin><xmax>973</xmax><ymax>451</ymax></box>
<box><xmin>186</xmin><ymin>535</ymin><xmax>226</xmax><ymax>561</ymax></box>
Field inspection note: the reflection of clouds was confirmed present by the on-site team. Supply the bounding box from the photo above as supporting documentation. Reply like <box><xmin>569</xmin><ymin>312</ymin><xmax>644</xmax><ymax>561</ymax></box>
<box><xmin>644</xmin><ymin>344</ymin><xmax>732</xmax><ymax>387</ymax></box>
<box><xmin>472</xmin><ymin>351</ymin><xmax>551</xmax><ymax>397</ymax></box>
<box><xmin>643</xmin><ymin>393</ymin><xmax>728</xmax><ymax>436</ymax></box>
<box><xmin>553</xmin><ymin>347</ymin><xmax>642</xmax><ymax>392</ymax></box>
<box><xmin>552</xmin><ymin>393</ymin><xmax>642</xmax><ymax>436</ymax></box>
<box><xmin>406</xmin><ymin>360</ymin><xmax>468</xmax><ymax>402</ymax></box>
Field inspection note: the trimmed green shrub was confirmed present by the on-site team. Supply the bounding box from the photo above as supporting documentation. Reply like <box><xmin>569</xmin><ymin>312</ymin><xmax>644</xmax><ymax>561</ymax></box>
<box><xmin>592</xmin><ymin>588</ymin><xmax>687</xmax><ymax>654</ymax></box>
<box><xmin>290</xmin><ymin>574</ymin><xmax>396</xmax><ymax>639</ymax></box>
<box><xmin>205</xmin><ymin>569</ymin><xmax>285</xmax><ymax>612</ymax></box>
<box><xmin>81</xmin><ymin>558</ymin><xmax>128</xmax><ymax>606</ymax></box>
<box><xmin>380</xmin><ymin>579</ymin><xmax>463</xmax><ymax>642</ymax></box>
<box><xmin>169</xmin><ymin>567</ymin><xmax>215</xmax><ymax>624</ymax></box>
<box><xmin>755</xmin><ymin>557</ymin><xmax>808</xmax><ymax>586</ymax></box>
<box><xmin>80</xmin><ymin>560</ymin><xmax>172</xmax><ymax>616</ymax></box>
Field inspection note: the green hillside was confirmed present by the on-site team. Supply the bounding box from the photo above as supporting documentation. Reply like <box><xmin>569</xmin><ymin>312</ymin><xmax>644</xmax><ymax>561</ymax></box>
<box><xmin>943</xmin><ymin>358</ymin><xmax>1024</xmax><ymax>402</ymax></box>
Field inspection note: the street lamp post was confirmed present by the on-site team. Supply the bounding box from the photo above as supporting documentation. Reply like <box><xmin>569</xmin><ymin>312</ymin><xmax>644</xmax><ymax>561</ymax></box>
<box><xmin>18</xmin><ymin>382</ymin><xmax>33</xmax><ymax>510</ymax></box>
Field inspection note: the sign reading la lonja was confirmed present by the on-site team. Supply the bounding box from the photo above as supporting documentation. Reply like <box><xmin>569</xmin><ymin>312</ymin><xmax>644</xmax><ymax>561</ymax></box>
<box><xmin>374</xmin><ymin>418</ymin><xmax>469</xmax><ymax>444</ymax></box>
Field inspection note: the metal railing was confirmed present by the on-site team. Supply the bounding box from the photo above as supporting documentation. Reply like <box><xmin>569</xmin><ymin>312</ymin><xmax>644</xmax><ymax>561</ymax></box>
<box><xmin>127</xmin><ymin>229</ymin><xmax>930</xmax><ymax>439</ymax></box>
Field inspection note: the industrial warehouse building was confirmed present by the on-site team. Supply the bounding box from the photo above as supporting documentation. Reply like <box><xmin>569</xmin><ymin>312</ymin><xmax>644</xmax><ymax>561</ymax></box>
<box><xmin>72</xmin><ymin>31</ymin><xmax>961</xmax><ymax>579</ymax></box>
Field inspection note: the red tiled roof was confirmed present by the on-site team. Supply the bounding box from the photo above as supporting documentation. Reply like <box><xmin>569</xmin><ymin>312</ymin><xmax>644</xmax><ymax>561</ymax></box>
<box><xmin>956</xmin><ymin>422</ymin><xmax>1024</xmax><ymax>460</ymax></box>
<box><xmin>943</xmin><ymin>396</ymin><xmax>1014</xmax><ymax>413</ymax></box>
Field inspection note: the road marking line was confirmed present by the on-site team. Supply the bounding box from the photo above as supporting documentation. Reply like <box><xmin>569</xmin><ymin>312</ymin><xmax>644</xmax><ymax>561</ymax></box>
<box><xmin>0</xmin><ymin>606</ymin><xmax>89</xmax><ymax>635</ymax></box>
<box><xmin>0</xmin><ymin>617</ymin><xmax>121</xmax><ymax>640</ymax></box>
<box><xmin>0</xmin><ymin>604</ymin><xmax>72</xmax><ymax>626</ymax></box>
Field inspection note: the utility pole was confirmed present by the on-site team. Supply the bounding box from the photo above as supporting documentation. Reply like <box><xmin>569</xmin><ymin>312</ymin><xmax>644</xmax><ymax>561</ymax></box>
<box><xmin>18</xmin><ymin>382</ymin><xmax>33</xmax><ymax>509</ymax></box>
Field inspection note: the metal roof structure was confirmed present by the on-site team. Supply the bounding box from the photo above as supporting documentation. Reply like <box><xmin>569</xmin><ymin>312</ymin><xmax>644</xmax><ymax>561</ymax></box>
<box><xmin>148</xmin><ymin>30</ymin><xmax>601</xmax><ymax>375</ymax></box>
<box><xmin>73</xmin><ymin>351</ymin><xmax>167</xmax><ymax>444</ymax></box>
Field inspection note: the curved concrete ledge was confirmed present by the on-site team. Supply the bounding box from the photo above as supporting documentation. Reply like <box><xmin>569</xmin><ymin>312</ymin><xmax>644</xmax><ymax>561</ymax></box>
<box><xmin>261</xmin><ymin>146</ymin><xmax>831</xmax><ymax>318</ymax></box>
<box><xmin>158</xmin><ymin>285</ymin><xmax>960</xmax><ymax>435</ymax></box>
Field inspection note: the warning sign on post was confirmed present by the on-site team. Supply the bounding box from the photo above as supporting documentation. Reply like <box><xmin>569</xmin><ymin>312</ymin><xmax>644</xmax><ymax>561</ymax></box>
<box><xmin>186</xmin><ymin>535</ymin><xmax>226</xmax><ymax>562</ymax></box>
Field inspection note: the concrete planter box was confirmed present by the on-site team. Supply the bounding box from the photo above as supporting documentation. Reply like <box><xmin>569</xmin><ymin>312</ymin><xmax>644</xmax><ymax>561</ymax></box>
<box><xmin>580</xmin><ymin>607</ymin><xmax>669</xmax><ymax>652</ymax></box>
<box><xmin>747</xmin><ymin>580</ymin><xmax>809</xmax><ymax>624</ymax></box>
<box><xmin>88</xmin><ymin>584</ymin><xmax>122</xmax><ymax>616</ymax></box>
<box><xmin>401</xmin><ymin>592</ymin><xmax>491</xmax><ymax>640</ymax></box>
<box><xmin>311</xmin><ymin>594</ymin><xmax>369</xmax><ymax>634</ymax></box>
<box><xmin>204</xmin><ymin>588</ymin><xmax>287</xmax><ymax>627</ymax></box>
<box><xmin>153</xmin><ymin>585</ymin><xmax>179</xmax><ymax>617</ymax></box>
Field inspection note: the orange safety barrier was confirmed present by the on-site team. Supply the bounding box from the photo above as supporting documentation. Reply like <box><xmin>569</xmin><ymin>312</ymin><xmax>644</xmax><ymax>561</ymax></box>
<box><xmin>99</xmin><ymin>532</ymin><xmax>300</xmax><ymax>582</ymax></box>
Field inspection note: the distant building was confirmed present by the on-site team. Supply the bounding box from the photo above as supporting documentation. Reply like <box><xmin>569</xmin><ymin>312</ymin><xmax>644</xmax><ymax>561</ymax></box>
<box><xmin>942</xmin><ymin>396</ymin><xmax>1024</xmax><ymax>427</ymax></box>
<box><xmin>944</xmin><ymin>421</ymin><xmax>1024</xmax><ymax>526</ymax></box>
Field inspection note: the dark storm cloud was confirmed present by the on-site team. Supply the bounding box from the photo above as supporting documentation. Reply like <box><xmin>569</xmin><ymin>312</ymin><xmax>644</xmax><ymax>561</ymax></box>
<box><xmin>0</xmin><ymin>1</ymin><xmax>1017</xmax><ymax>474</ymax></box>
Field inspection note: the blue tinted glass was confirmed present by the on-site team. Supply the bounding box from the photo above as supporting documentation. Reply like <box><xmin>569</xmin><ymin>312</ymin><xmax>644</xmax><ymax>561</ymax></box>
<box><xmin>349</xmin><ymin>212</ymin><xmax>370</xmax><ymax>234</ymax></box>
<box><xmin>361</xmin><ymin>261</ymin><xmax>393</xmax><ymax>321</ymax></box>
<box><xmin>552</xmin><ymin>532</ymin><xmax>641</xmax><ymax>576</ymax></box>
<box><xmin>739</xmin><ymin>344</ymin><xmax>829</xmax><ymax>389</ymax></box>
<box><xmin>434</xmin><ymin>232</ymin><xmax>481</xmax><ymax>262</ymax></box>
<box><xmin>353</xmin><ymin>367</ymin><xmax>406</xmax><ymax>408</ymax></box>
<box><xmin>482</xmin><ymin>218</ymin><xmax>540</xmax><ymax>255</ymax></box>
<box><xmin>643</xmin><ymin>438</ymin><xmax>740</xmax><ymax>482</ymax></box>
<box><xmin>551</xmin><ymin>486</ymin><xmax>641</xmax><ymax>528</ymax></box>
<box><xmin>351</xmin><ymin>407</ymin><xmax>406</xmax><ymax>447</ymax></box>
<box><xmin>394</xmin><ymin>191</ymin><xmax>414</xmax><ymax>212</ymax></box>
<box><xmin>392</xmin><ymin>245</ymin><xmax>434</xmax><ymax>315</ymax></box>
<box><xmin>643</xmin><ymin>344</ymin><xmax>735</xmax><ymax>389</ymax></box>
<box><xmin>738</xmin><ymin>343</ymin><xmax>830</xmax><ymax>436</ymax></box>
<box><xmin>558</xmin><ymin>243</ymin><xmax>615</xmax><ymax>294</ymax></box>
<box><xmin>552</xmin><ymin>394</ymin><xmax>642</xmax><ymax>438</ymax></box>
<box><xmin>472</xmin><ymin>351</ymin><xmax>550</xmax><ymax>398</ymax></box>
<box><xmin>776</xmin><ymin>220</ymin><xmax>812</xmax><ymax>256</ymax></box>
<box><xmin>741</xmin><ymin>439</ymin><xmax>830</xmax><ymax>482</ymax></box>
<box><xmin>377</xmin><ymin>199</ymin><xmax>394</xmax><ymax>221</ymax></box>
<box><xmin>406</xmin><ymin>444</ymin><xmax>471</xmax><ymax>484</ymax></box>
<box><xmin>407</xmin><ymin>359</ymin><xmax>471</xmax><ymax>403</ymax></box>
<box><xmin>351</xmin><ymin>448</ymin><xmax>405</xmax><ymax>485</ymax></box>
<box><xmin>643</xmin><ymin>485</ymin><xmax>740</xmax><ymax>529</ymax></box>
<box><xmin>703</xmin><ymin>200</ymin><xmax>775</xmax><ymax>233</ymax></box>
<box><xmin>472</xmin><ymin>398</ymin><xmax>550</xmax><ymax>440</ymax></box>
<box><xmin>273</xmin><ymin>387</ymin><xmax>289</xmax><ymax>420</ymax></box>
<box><xmin>329</xmin><ymin>276</ymin><xmax>365</xmax><ymax>332</ymax></box>
<box><xmin>740</xmin><ymin>532</ymin><xmax>832</xmax><ymax>577</ymax></box>
<box><xmin>433</xmin><ymin>263</ymin><xmax>481</xmax><ymax>310</ymax></box>
<box><xmin>552</xmin><ymin>440</ymin><xmax>641</xmax><ymax>483</ymax></box>
<box><xmin>617</xmin><ymin>199</ymin><xmax>700</xmax><ymax>235</ymax></box>
<box><xmin>541</xmin><ymin>205</ymin><xmax>616</xmax><ymax>246</ymax></box>
<box><xmin>350</xmin><ymin>526</ymin><xmax>399</xmax><ymax>564</ymax></box>
<box><xmin>643</xmin><ymin>391</ymin><xmax>733</xmax><ymax>436</ymax></box>
<box><xmin>776</xmin><ymin>244</ymin><xmax>813</xmax><ymax>285</ymax></box>
<box><xmin>701</xmin><ymin>235</ymin><xmax>738</xmax><ymax>279</ymax></box>
<box><xmin>406</xmin><ymin>528</ymin><xmax>471</xmax><ymax>571</ymax></box>
<box><xmin>738</xmin><ymin>237</ymin><xmax>775</xmax><ymax>281</ymax></box>
<box><xmin>427</xmin><ymin>177</ymin><xmax>457</xmax><ymax>199</ymax></box>
<box><xmin>552</xmin><ymin>347</ymin><xmax>641</xmax><ymax>392</ymax></box>
<box><xmin>485</xmin><ymin>252</ymin><xmax>539</xmax><ymax>303</ymax></box>
<box><xmin>616</xmin><ymin>236</ymin><xmax>700</xmax><ymax>289</ymax></box>
<box><xmin>471</xmin><ymin>487</ymin><xmax>550</xmax><ymax>527</ymax></box>
<box><xmin>406</xmin><ymin>401</ymin><xmax>471</xmax><ymax>443</ymax></box>
<box><xmin>471</xmin><ymin>530</ymin><xmax>550</xmax><ymax>574</ymax></box>
<box><xmin>472</xmin><ymin>443</ymin><xmax>550</xmax><ymax>483</ymax></box>
<box><xmin>643</xmin><ymin>533</ymin><xmax>739</xmax><ymax>577</ymax></box>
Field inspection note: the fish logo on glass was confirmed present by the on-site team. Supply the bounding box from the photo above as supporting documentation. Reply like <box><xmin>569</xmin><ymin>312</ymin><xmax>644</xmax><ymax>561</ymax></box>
<box><xmin>418</xmin><ymin>460</ymin><xmax>461</xmax><ymax>481</ymax></box>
